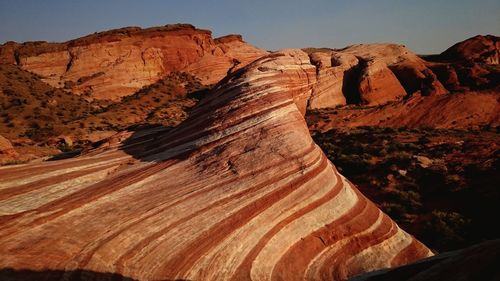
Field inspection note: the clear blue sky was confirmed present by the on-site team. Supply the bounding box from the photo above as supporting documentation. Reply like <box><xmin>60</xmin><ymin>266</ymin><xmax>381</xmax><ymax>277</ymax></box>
<box><xmin>0</xmin><ymin>0</ymin><xmax>499</xmax><ymax>54</ymax></box>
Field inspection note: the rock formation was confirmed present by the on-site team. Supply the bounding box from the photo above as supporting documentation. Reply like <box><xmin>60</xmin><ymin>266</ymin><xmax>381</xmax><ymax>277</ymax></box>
<box><xmin>307</xmin><ymin>51</ymin><xmax>359</xmax><ymax>108</ymax></box>
<box><xmin>357</xmin><ymin>59</ymin><xmax>406</xmax><ymax>105</ymax></box>
<box><xmin>348</xmin><ymin>239</ymin><xmax>500</xmax><ymax>281</ymax></box>
<box><xmin>341</xmin><ymin>44</ymin><xmax>447</xmax><ymax>97</ymax></box>
<box><xmin>0</xmin><ymin>49</ymin><xmax>432</xmax><ymax>281</ymax></box>
<box><xmin>0</xmin><ymin>135</ymin><xmax>18</xmax><ymax>161</ymax></box>
<box><xmin>0</xmin><ymin>24</ymin><xmax>267</xmax><ymax>100</ymax></box>
<box><xmin>306</xmin><ymin>43</ymin><xmax>449</xmax><ymax>109</ymax></box>
<box><xmin>425</xmin><ymin>36</ymin><xmax>500</xmax><ymax>91</ymax></box>
<box><xmin>309</xmin><ymin>90</ymin><xmax>500</xmax><ymax>130</ymax></box>
<box><xmin>440</xmin><ymin>35</ymin><xmax>500</xmax><ymax>64</ymax></box>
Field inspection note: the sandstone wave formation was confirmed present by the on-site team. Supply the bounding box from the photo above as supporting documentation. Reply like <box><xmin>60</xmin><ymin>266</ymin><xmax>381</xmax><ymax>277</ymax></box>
<box><xmin>0</xmin><ymin>50</ymin><xmax>432</xmax><ymax>281</ymax></box>
<box><xmin>349</xmin><ymin>239</ymin><xmax>500</xmax><ymax>281</ymax></box>
<box><xmin>0</xmin><ymin>24</ymin><xmax>267</xmax><ymax>100</ymax></box>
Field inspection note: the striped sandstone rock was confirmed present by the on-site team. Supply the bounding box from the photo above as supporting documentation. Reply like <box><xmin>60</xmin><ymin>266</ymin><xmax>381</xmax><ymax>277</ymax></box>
<box><xmin>0</xmin><ymin>49</ymin><xmax>432</xmax><ymax>281</ymax></box>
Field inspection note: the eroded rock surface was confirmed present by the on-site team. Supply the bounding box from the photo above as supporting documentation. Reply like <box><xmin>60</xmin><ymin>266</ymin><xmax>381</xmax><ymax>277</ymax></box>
<box><xmin>308</xmin><ymin>51</ymin><xmax>359</xmax><ymax>108</ymax></box>
<box><xmin>341</xmin><ymin>43</ymin><xmax>447</xmax><ymax>97</ymax></box>
<box><xmin>306</xmin><ymin>43</ymin><xmax>449</xmax><ymax>108</ymax></box>
<box><xmin>0</xmin><ymin>24</ymin><xmax>267</xmax><ymax>100</ymax></box>
<box><xmin>357</xmin><ymin>60</ymin><xmax>406</xmax><ymax>105</ymax></box>
<box><xmin>349</xmin><ymin>239</ymin><xmax>500</xmax><ymax>281</ymax></box>
<box><xmin>0</xmin><ymin>50</ymin><xmax>431</xmax><ymax>281</ymax></box>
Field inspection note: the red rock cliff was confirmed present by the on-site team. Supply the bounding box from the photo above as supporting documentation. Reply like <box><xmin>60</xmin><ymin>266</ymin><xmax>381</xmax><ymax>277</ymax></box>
<box><xmin>0</xmin><ymin>24</ymin><xmax>268</xmax><ymax>100</ymax></box>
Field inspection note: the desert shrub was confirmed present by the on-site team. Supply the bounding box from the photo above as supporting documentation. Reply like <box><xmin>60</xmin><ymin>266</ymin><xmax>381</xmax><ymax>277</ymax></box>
<box><xmin>396</xmin><ymin>181</ymin><xmax>420</xmax><ymax>192</ymax></box>
<box><xmin>23</xmin><ymin>126</ymin><xmax>55</xmax><ymax>142</ymax></box>
<box><xmin>9</xmin><ymin>98</ymin><xmax>23</xmax><ymax>107</ymax></box>
<box><xmin>385</xmin><ymin>189</ymin><xmax>422</xmax><ymax>212</ymax></box>
<box><xmin>417</xmin><ymin>135</ymin><xmax>431</xmax><ymax>145</ymax></box>
<box><xmin>3</xmin><ymin>89</ymin><xmax>16</xmax><ymax>96</ymax></box>
<box><xmin>414</xmin><ymin>166</ymin><xmax>448</xmax><ymax>194</ymax></box>
<box><xmin>335</xmin><ymin>154</ymin><xmax>370</xmax><ymax>175</ymax></box>
<box><xmin>422</xmin><ymin>210</ymin><xmax>471</xmax><ymax>251</ymax></box>
<box><xmin>3</xmin><ymin>159</ymin><xmax>30</xmax><ymax>165</ymax></box>
<box><xmin>381</xmin><ymin>203</ymin><xmax>408</xmax><ymax>221</ymax></box>
<box><xmin>387</xmin><ymin>152</ymin><xmax>413</xmax><ymax>168</ymax></box>
<box><xmin>57</xmin><ymin>142</ymin><xmax>73</xmax><ymax>152</ymax></box>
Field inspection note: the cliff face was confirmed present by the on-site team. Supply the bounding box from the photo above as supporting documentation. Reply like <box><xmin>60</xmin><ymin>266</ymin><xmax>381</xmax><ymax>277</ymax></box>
<box><xmin>0</xmin><ymin>24</ymin><xmax>267</xmax><ymax>100</ymax></box>
<box><xmin>0</xmin><ymin>49</ymin><xmax>431</xmax><ymax>281</ymax></box>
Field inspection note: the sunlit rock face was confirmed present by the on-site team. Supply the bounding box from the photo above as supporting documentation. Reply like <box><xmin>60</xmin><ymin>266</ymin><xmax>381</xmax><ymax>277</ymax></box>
<box><xmin>340</xmin><ymin>43</ymin><xmax>447</xmax><ymax>97</ymax></box>
<box><xmin>0</xmin><ymin>24</ymin><xmax>267</xmax><ymax>100</ymax></box>
<box><xmin>306</xmin><ymin>43</ymin><xmax>449</xmax><ymax>109</ymax></box>
<box><xmin>0</xmin><ymin>49</ymin><xmax>432</xmax><ymax>281</ymax></box>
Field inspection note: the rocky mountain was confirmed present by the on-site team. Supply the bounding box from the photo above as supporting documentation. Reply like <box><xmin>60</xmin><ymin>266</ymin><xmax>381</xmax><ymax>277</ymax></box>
<box><xmin>0</xmin><ymin>49</ymin><xmax>431</xmax><ymax>281</ymax></box>
<box><xmin>0</xmin><ymin>24</ymin><xmax>267</xmax><ymax>100</ymax></box>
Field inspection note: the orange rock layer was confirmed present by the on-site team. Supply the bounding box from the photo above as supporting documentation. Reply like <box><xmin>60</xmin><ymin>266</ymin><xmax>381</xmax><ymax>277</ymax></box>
<box><xmin>0</xmin><ymin>50</ymin><xmax>431</xmax><ymax>281</ymax></box>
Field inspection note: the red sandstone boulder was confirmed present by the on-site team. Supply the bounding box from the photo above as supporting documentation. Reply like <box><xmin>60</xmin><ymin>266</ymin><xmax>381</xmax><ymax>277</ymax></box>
<box><xmin>357</xmin><ymin>60</ymin><xmax>406</xmax><ymax>105</ymax></box>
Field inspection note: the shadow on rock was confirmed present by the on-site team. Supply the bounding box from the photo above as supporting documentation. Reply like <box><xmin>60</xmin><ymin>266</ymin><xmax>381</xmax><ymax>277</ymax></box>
<box><xmin>0</xmin><ymin>267</ymin><xmax>190</xmax><ymax>281</ymax></box>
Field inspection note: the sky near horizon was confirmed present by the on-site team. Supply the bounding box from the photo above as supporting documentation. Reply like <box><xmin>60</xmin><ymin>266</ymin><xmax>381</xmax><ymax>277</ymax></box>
<box><xmin>0</xmin><ymin>0</ymin><xmax>499</xmax><ymax>54</ymax></box>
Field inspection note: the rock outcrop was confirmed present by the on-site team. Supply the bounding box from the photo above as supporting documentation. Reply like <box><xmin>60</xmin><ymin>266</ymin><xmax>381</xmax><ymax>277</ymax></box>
<box><xmin>0</xmin><ymin>49</ymin><xmax>431</xmax><ymax>281</ymax></box>
<box><xmin>0</xmin><ymin>135</ymin><xmax>17</xmax><ymax>159</ymax></box>
<box><xmin>341</xmin><ymin>44</ymin><xmax>447</xmax><ymax>97</ymax></box>
<box><xmin>441</xmin><ymin>35</ymin><xmax>500</xmax><ymax>64</ymax></box>
<box><xmin>357</xmin><ymin>59</ymin><xmax>406</xmax><ymax>105</ymax></box>
<box><xmin>0</xmin><ymin>24</ymin><xmax>267</xmax><ymax>100</ymax></box>
<box><xmin>307</xmin><ymin>51</ymin><xmax>359</xmax><ymax>108</ymax></box>
<box><xmin>422</xmin><ymin>35</ymin><xmax>499</xmax><ymax>92</ymax></box>
<box><xmin>309</xmin><ymin>90</ymin><xmax>500</xmax><ymax>130</ymax></box>
<box><xmin>306</xmin><ymin>43</ymin><xmax>449</xmax><ymax>109</ymax></box>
